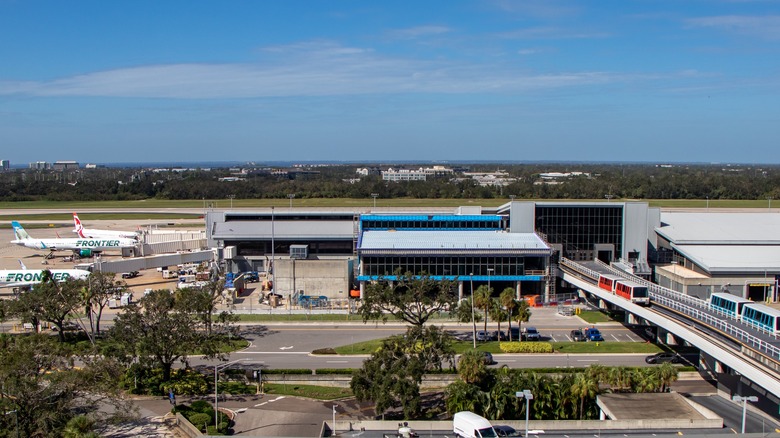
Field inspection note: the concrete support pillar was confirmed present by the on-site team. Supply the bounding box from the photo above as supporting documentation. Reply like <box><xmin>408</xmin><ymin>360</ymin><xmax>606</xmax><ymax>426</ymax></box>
<box><xmin>516</xmin><ymin>281</ymin><xmax>522</xmax><ymax>300</ymax></box>
<box><xmin>627</xmin><ymin>313</ymin><xmax>638</xmax><ymax>325</ymax></box>
<box><xmin>359</xmin><ymin>281</ymin><xmax>365</xmax><ymax>300</ymax></box>
<box><xmin>458</xmin><ymin>281</ymin><xmax>464</xmax><ymax>301</ymax></box>
<box><xmin>599</xmin><ymin>299</ymin><xmax>607</xmax><ymax>310</ymax></box>
<box><xmin>600</xmin><ymin>410</ymin><xmax>606</xmax><ymax>420</ymax></box>
<box><xmin>714</xmin><ymin>360</ymin><xmax>724</xmax><ymax>373</ymax></box>
<box><xmin>665</xmin><ymin>331</ymin><xmax>678</xmax><ymax>345</ymax></box>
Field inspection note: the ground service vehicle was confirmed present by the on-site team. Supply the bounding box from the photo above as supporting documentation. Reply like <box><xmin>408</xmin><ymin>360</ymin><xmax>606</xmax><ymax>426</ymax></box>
<box><xmin>741</xmin><ymin>302</ymin><xmax>780</xmax><ymax>335</ymax></box>
<box><xmin>645</xmin><ymin>352</ymin><xmax>680</xmax><ymax>364</ymax></box>
<box><xmin>584</xmin><ymin>327</ymin><xmax>604</xmax><ymax>342</ymax></box>
<box><xmin>614</xmin><ymin>280</ymin><xmax>650</xmax><ymax>305</ymax></box>
<box><xmin>453</xmin><ymin>411</ymin><xmax>498</xmax><ymax>438</ymax></box>
<box><xmin>709</xmin><ymin>292</ymin><xmax>751</xmax><ymax>319</ymax></box>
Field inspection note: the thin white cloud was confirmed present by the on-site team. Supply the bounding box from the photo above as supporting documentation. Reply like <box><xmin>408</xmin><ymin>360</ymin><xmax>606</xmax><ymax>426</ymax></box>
<box><xmin>0</xmin><ymin>41</ymin><xmax>660</xmax><ymax>99</ymax></box>
<box><xmin>685</xmin><ymin>15</ymin><xmax>780</xmax><ymax>40</ymax></box>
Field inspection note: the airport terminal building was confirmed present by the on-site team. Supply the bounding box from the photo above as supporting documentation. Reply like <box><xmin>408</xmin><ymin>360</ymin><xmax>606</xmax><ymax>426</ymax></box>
<box><xmin>206</xmin><ymin>201</ymin><xmax>661</xmax><ymax>301</ymax></box>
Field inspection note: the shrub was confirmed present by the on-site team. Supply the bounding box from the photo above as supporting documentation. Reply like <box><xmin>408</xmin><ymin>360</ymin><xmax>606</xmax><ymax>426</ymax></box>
<box><xmin>189</xmin><ymin>400</ymin><xmax>213</xmax><ymax>413</ymax></box>
<box><xmin>499</xmin><ymin>342</ymin><xmax>554</xmax><ymax>353</ymax></box>
<box><xmin>262</xmin><ymin>368</ymin><xmax>312</xmax><ymax>374</ymax></box>
<box><xmin>314</xmin><ymin>368</ymin><xmax>354</xmax><ymax>374</ymax></box>
<box><xmin>312</xmin><ymin>348</ymin><xmax>337</xmax><ymax>355</ymax></box>
<box><xmin>188</xmin><ymin>413</ymin><xmax>212</xmax><ymax>431</ymax></box>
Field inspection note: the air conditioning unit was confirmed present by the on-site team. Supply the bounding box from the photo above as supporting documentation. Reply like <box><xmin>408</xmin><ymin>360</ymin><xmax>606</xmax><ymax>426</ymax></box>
<box><xmin>290</xmin><ymin>245</ymin><xmax>308</xmax><ymax>259</ymax></box>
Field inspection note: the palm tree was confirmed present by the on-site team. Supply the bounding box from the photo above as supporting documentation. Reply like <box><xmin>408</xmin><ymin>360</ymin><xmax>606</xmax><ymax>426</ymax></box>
<box><xmin>570</xmin><ymin>373</ymin><xmax>600</xmax><ymax>419</ymax></box>
<box><xmin>457</xmin><ymin>350</ymin><xmax>488</xmax><ymax>385</ymax></box>
<box><xmin>585</xmin><ymin>363</ymin><xmax>608</xmax><ymax>386</ymax></box>
<box><xmin>445</xmin><ymin>380</ymin><xmax>485</xmax><ymax>415</ymax></box>
<box><xmin>656</xmin><ymin>362</ymin><xmax>679</xmax><ymax>392</ymax></box>
<box><xmin>488</xmin><ymin>299</ymin><xmax>507</xmax><ymax>337</ymax></box>
<box><xmin>499</xmin><ymin>288</ymin><xmax>518</xmax><ymax>340</ymax></box>
<box><xmin>632</xmin><ymin>368</ymin><xmax>661</xmax><ymax>393</ymax></box>
<box><xmin>474</xmin><ymin>285</ymin><xmax>493</xmax><ymax>335</ymax></box>
<box><xmin>608</xmin><ymin>366</ymin><xmax>633</xmax><ymax>392</ymax></box>
<box><xmin>514</xmin><ymin>299</ymin><xmax>531</xmax><ymax>337</ymax></box>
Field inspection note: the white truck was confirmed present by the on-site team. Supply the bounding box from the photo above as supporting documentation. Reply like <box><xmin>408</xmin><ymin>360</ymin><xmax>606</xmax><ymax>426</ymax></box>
<box><xmin>453</xmin><ymin>411</ymin><xmax>497</xmax><ymax>438</ymax></box>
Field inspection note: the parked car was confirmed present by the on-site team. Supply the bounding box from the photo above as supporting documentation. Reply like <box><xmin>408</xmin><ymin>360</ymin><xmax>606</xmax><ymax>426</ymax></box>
<box><xmin>495</xmin><ymin>425</ymin><xmax>521</xmax><ymax>437</ymax></box>
<box><xmin>481</xmin><ymin>351</ymin><xmax>495</xmax><ymax>365</ymax></box>
<box><xmin>570</xmin><ymin>329</ymin><xmax>587</xmax><ymax>342</ymax></box>
<box><xmin>121</xmin><ymin>271</ymin><xmax>139</xmax><ymax>279</ymax></box>
<box><xmin>645</xmin><ymin>352</ymin><xmax>680</xmax><ymax>364</ymax></box>
<box><xmin>506</xmin><ymin>327</ymin><xmax>521</xmax><ymax>341</ymax></box>
<box><xmin>584</xmin><ymin>327</ymin><xmax>604</xmax><ymax>342</ymax></box>
<box><xmin>522</xmin><ymin>327</ymin><xmax>541</xmax><ymax>341</ymax></box>
<box><xmin>476</xmin><ymin>330</ymin><xmax>497</xmax><ymax>342</ymax></box>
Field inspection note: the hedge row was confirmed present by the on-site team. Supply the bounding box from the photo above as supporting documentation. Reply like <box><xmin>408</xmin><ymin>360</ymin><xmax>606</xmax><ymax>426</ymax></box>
<box><xmin>499</xmin><ymin>342</ymin><xmax>554</xmax><ymax>353</ymax></box>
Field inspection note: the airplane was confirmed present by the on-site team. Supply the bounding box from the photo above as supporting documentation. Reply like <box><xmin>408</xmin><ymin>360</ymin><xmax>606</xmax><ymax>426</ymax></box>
<box><xmin>10</xmin><ymin>221</ymin><xmax>137</xmax><ymax>258</ymax></box>
<box><xmin>72</xmin><ymin>213</ymin><xmax>139</xmax><ymax>240</ymax></box>
<box><xmin>0</xmin><ymin>260</ymin><xmax>90</xmax><ymax>289</ymax></box>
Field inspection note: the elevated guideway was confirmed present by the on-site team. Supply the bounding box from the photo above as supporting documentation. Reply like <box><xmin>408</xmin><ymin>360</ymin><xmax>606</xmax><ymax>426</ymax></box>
<box><xmin>558</xmin><ymin>258</ymin><xmax>780</xmax><ymax>402</ymax></box>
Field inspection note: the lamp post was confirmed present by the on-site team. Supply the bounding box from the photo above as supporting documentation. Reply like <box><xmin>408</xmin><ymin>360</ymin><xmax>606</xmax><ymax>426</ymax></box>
<box><xmin>215</xmin><ymin>359</ymin><xmax>246</xmax><ymax>430</ymax></box>
<box><xmin>706</xmin><ymin>196</ymin><xmax>709</xmax><ymax>210</ymax></box>
<box><xmin>371</xmin><ymin>193</ymin><xmax>378</xmax><ymax>208</ymax></box>
<box><xmin>732</xmin><ymin>395</ymin><xmax>758</xmax><ymax>434</ymax></box>
<box><xmin>288</xmin><ymin>194</ymin><xmax>295</xmax><ymax>209</ymax></box>
<box><xmin>768</xmin><ymin>197</ymin><xmax>773</xmax><ymax>211</ymax></box>
<box><xmin>332</xmin><ymin>404</ymin><xmax>338</xmax><ymax>435</ymax></box>
<box><xmin>228</xmin><ymin>194</ymin><xmax>235</xmax><ymax>209</ymax></box>
<box><xmin>516</xmin><ymin>390</ymin><xmax>534</xmax><ymax>438</ymax></box>
<box><xmin>470</xmin><ymin>273</ymin><xmax>476</xmax><ymax>348</ymax></box>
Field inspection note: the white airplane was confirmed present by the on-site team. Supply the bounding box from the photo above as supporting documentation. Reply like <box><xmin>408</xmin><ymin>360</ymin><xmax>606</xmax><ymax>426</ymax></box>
<box><xmin>0</xmin><ymin>260</ymin><xmax>90</xmax><ymax>289</ymax></box>
<box><xmin>10</xmin><ymin>221</ymin><xmax>137</xmax><ymax>258</ymax></box>
<box><xmin>72</xmin><ymin>212</ymin><xmax>139</xmax><ymax>240</ymax></box>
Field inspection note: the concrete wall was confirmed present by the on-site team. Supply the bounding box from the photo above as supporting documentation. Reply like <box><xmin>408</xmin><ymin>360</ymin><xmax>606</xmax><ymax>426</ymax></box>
<box><xmin>273</xmin><ymin>259</ymin><xmax>352</xmax><ymax>298</ymax></box>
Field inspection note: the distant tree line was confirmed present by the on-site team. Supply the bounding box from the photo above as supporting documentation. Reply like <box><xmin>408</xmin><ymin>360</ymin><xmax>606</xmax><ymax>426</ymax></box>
<box><xmin>2</xmin><ymin>163</ymin><xmax>780</xmax><ymax>202</ymax></box>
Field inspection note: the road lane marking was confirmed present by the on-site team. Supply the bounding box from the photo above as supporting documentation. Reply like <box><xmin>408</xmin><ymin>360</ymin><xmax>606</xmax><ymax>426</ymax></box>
<box><xmin>235</xmin><ymin>351</ymin><xmax>308</xmax><ymax>354</ymax></box>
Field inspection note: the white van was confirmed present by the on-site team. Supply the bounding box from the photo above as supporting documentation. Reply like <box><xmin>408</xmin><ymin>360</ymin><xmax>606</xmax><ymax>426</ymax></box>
<box><xmin>453</xmin><ymin>411</ymin><xmax>497</xmax><ymax>438</ymax></box>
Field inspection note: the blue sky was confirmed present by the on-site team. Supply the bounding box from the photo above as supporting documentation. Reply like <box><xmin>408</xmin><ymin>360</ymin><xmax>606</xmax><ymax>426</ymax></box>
<box><xmin>2</xmin><ymin>0</ymin><xmax>780</xmax><ymax>165</ymax></box>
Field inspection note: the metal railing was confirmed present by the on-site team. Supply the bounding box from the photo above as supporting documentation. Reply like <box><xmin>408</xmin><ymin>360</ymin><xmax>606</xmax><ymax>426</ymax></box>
<box><xmin>559</xmin><ymin>258</ymin><xmax>780</xmax><ymax>362</ymax></box>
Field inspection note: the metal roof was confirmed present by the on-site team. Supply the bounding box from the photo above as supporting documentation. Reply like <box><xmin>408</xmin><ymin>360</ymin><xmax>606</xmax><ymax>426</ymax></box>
<box><xmin>671</xmin><ymin>244</ymin><xmax>780</xmax><ymax>273</ymax></box>
<box><xmin>657</xmin><ymin>212</ymin><xmax>780</xmax><ymax>244</ymax></box>
<box><xmin>212</xmin><ymin>220</ymin><xmax>354</xmax><ymax>240</ymax></box>
<box><xmin>359</xmin><ymin>230</ymin><xmax>550</xmax><ymax>255</ymax></box>
<box><xmin>360</xmin><ymin>214</ymin><xmax>500</xmax><ymax>222</ymax></box>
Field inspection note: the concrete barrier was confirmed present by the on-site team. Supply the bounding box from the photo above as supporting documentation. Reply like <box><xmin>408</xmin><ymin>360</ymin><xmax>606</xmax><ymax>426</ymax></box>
<box><xmin>174</xmin><ymin>413</ymin><xmax>203</xmax><ymax>437</ymax></box>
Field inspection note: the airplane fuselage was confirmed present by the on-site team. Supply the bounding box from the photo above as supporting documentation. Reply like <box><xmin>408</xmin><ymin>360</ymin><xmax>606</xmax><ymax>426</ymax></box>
<box><xmin>11</xmin><ymin>237</ymin><xmax>136</xmax><ymax>252</ymax></box>
<box><xmin>0</xmin><ymin>269</ymin><xmax>90</xmax><ymax>288</ymax></box>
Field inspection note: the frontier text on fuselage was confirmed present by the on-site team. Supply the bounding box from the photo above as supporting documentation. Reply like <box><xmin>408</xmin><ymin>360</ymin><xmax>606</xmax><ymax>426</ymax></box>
<box><xmin>75</xmin><ymin>240</ymin><xmax>121</xmax><ymax>248</ymax></box>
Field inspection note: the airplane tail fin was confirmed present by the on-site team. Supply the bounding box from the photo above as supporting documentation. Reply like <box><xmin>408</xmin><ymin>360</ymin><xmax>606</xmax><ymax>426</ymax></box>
<box><xmin>73</xmin><ymin>212</ymin><xmax>86</xmax><ymax>237</ymax></box>
<box><xmin>18</xmin><ymin>259</ymin><xmax>28</xmax><ymax>270</ymax></box>
<box><xmin>11</xmin><ymin>221</ymin><xmax>31</xmax><ymax>240</ymax></box>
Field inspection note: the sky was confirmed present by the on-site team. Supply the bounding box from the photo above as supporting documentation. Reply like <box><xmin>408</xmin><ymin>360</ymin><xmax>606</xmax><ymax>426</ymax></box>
<box><xmin>1</xmin><ymin>0</ymin><xmax>780</xmax><ymax>165</ymax></box>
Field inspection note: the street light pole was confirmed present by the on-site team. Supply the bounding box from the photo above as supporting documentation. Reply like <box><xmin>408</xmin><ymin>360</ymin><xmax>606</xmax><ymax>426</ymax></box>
<box><xmin>732</xmin><ymin>395</ymin><xmax>758</xmax><ymax>434</ymax></box>
<box><xmin>332</xmin><ymin>404</ymin><xmax>337</xmax><ymax>435</ymax></box>
<box><xmin>516</xmin><ymin>390</ymin><xmax>534</xmax><ymax>438</ymax></box>
<box><xmin>371</xmin><ymin>193</ymin><xmax>378</xmax><ymax>208</ymax></box>
<box><xmin>470</xmin><ymin>273</ymin><xmax>476</xmax><ymax>348</ymax></box>
<box><xmin>288</xmin><ymin>194</ymin><xmax>295</xmax><ymax>210</ymax></box>
<box><xmin>215</xmin><ymin>359</ymin><xmax>246</xmax><ymax>430</ymax></box>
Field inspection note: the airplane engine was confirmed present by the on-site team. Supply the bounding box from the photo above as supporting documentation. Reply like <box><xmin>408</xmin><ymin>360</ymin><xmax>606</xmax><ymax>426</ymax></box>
<box><xmin>78</xmin><ymin>249</ymin><xmax>93</xmax><ymax>258</ymax></box>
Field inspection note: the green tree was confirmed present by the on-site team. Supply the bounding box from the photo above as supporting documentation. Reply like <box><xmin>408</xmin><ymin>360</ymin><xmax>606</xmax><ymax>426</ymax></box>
<box><xmin>10</xmin><ymin>272</ymin><xmax>84</xmax><ymax>342</ymax></box>
<box><xmin>499</xmin><ymin>288</ymin><xmax>518</xmax><ymax>341</ymax></box>
<box><xmin>473</xmin><ymin>285</ymin><xmax>493</xmax><ymax>335</ymax></box>
<box><xmin>457</xmin><ymin>350</ymin><xmax>488</xmax><ymax>385</ymax></box>
<box><xmin>514</xmin><ymin>299</ymin><xmax>532</xmax><ymax>336</ymax></box>
<box><xmin>655</xmin><ymin>362</ymin><xmax>679</xmax><ymax>392</ymax></box>
<box><xmin>175</xmin><ymin>277</ymin><xmax>226</xmax><ymax>335</ymax></box>
<box><xmin>358</xmin><ymin>271</ymin><xmax>457</xmax><ymax>327</ymax></box>
<box><xmin>608</xmin><ymin>366</ymin><xmax>633</xmax><ymax>392</ymax></box>
<box><xmin>570</xmin><ymin>373</ymin><xmax>599</xmax><ymax>419</ymax></box>
<box><xmin>109</xmin><ymin>289</ymin><xmax>224</xmax><ymax>382</ymax></box>
<box><xmin>82</xmin><ymin>271</ymin><xmax>127</xmax><ymax>336</ymax></box>
<box><xmin>444</xmin><ymin>380</ymin><xmax>485</xmax><ymax>415</ymax></box>
<box><xmin>351</xmin><ymin>325</ymin><xmax>455</xmax><ymax>419</ymax></box>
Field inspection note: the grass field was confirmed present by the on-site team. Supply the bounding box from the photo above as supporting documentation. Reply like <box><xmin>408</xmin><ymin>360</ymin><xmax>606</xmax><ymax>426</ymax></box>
<box><xmin>0</xmin><ymin>197</ymin><xmax>773</xmax><ymax>211</ymax></box>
